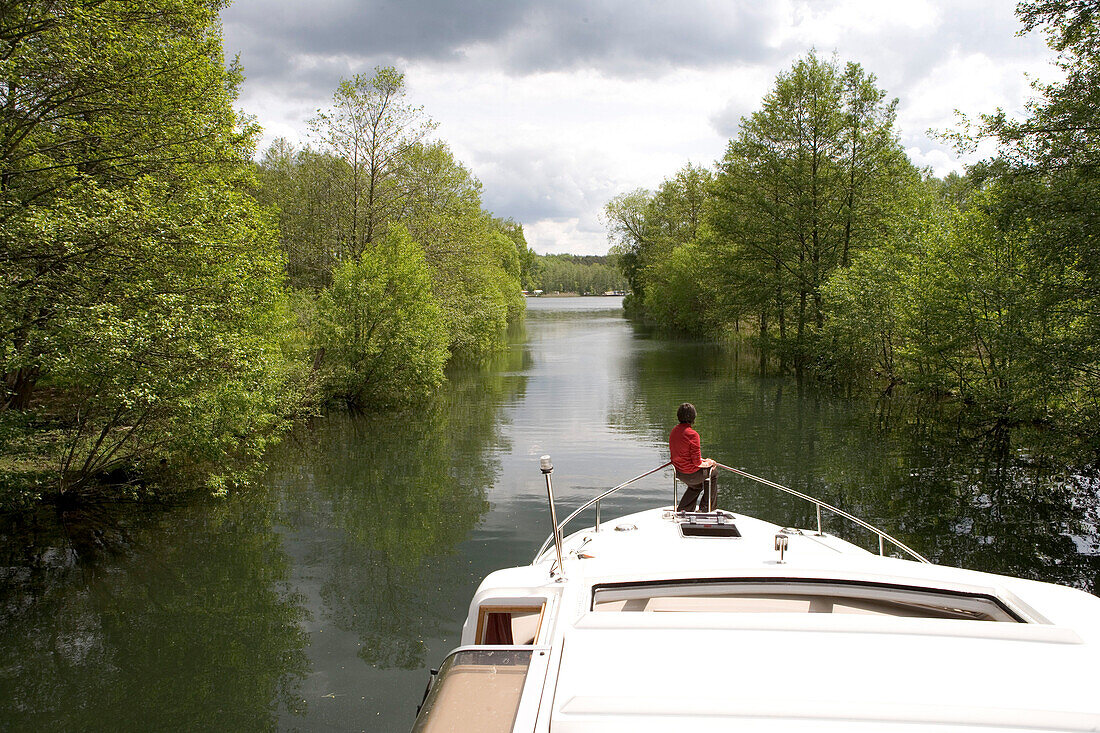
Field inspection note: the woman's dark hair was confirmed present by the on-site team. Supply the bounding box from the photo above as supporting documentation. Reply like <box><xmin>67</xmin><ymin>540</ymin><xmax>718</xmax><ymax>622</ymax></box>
<box><xmin>677</xmin><ymin>402</ymin><xmax>696</xmax><ymax>424</ymax></box>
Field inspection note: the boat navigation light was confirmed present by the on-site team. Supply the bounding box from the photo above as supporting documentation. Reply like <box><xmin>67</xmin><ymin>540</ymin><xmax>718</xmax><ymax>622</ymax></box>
<box><xmin>540</xmin><ymin>455</ymin><xmax>553</xmax><ymax>474</ymax></box>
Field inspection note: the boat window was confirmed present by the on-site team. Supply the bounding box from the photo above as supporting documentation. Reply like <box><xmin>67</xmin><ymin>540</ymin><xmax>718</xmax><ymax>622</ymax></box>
<box><xmin>475</xmin><ymin>604</ymin><xmax>546</xmax><ymax>645</ymax></box>
<box><xmin>592</xmin><ymin>580</ymin><xmax>1022</xmax><ymax>622</ymax></box>
<box><xmin>412</xmin><ymin>649</ymin><xmax>531</xmax><ymax>733</ymax></box>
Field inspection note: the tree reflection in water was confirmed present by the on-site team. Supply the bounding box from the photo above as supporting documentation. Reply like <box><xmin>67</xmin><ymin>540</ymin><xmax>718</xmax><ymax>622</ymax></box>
<box><xmin>617</xmin><ymin>337</ymin><xmax>1100</xmax><ymax>594</ymax></box>
<box><xmin>0</xmin><ymin>493</ymin><xmax>310</xmax><ymax>731</ymax></box>
<box><xmin>268</xmin><ymin>341</ymin><xmax>528</xmax><ymax>672</ymax></box>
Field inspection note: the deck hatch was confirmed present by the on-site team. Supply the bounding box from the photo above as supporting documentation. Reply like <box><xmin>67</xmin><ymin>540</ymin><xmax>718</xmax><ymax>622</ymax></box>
<box><xmin>412</xmin><ymin>649</ymin><xmax>532</xmax><ymax>733</ymax></box>
<box><xmin>680</xmin><ymin>523</ymin><xmax>741</xmax><ymax>537</ymax></box>
<box><xmin>591</xmin><ymin>578</ymin><xmax>1024</xmax><ymax>621</ymax></box>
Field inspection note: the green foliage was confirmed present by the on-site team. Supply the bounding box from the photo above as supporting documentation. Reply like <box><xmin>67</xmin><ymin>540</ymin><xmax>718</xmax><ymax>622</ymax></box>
<box><xmin>819</xmin><ymin>176</ymin><xmax>949</xmax><ymax>388</ymax></box>
<box><xmin>308</xmin><ymin>67</ymin><xmax>435</xmax><ymax>253</ymax></box>
<box><xmin>707</xmin><ymin>53</ymin><xmax>913</xmax><ymax>363</ymax></box>
<box><xmin>313</xmin><ymin>226</ymin><xmax>449</xmax><ymax>407</ymax></box>
<box><xmin>818</xmin><ymin>0</ymin><xmax>1100</xmax><ymax>436</ymax></box>
<box><xmin>398</xmin><ymin>141</ymin><xmax>524</xmax><ymax>358</ymax></box>
<box><xmin>255</xmin><ymin>140</ymin><xmax>351</xmax><ymax>291</ymax></box>
<box><xmin>532</xmin><ymin>254</ymin><xmax>627</xmax><ymax>295</ymax></box>
<box><xmin>496</xmin><ymin>218</ymin><xmax>539</xmax><ymax>290</ymax></box>
<box><xmin>1</xmin><ymin>7</ymin><xmax>535</xmax><ymax>504</ymax></box>
<box><xmin>258</xmin><ymin>130</ymin><xmax>526</xmax><ymax>371</ymax></box>
<box><xmin>603</xmin><ymin>16</ymin><xmax>1100</xmax><ymax>444</ymax></box>
<box><xmin>609</xmin><ymin>55</ymin><xmax>913</xmax><ymax>344</ymax></box>
<box><xmin>820</xmin><ymin>244</ymin><xmax>909</xmax><ymax>386</ymax></box>
<box><xmin>641</xmin><ymin>243</ymin><xmax>719</xmax><ymax>336</ymax></box>
<box><xmin>603</xmin><ymin>164</ymin><xmax>712</xmax><ymax>310</ymax></box>
<box><xmin>604</xmin><ymin>188</ymin><xmax>653</xmax><ymax>299</ymax></box>
<box><xmin>0</xmin><ymin>0</ymin><xmax>297</xmax><ymax>500</ymax></box>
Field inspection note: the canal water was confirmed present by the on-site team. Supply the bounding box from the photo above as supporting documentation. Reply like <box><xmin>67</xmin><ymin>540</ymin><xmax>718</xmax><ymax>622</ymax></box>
<box><xmin>2</xmin><ymin>296</ymin><xmax>1099</xmax><ymax>731</ymax></box>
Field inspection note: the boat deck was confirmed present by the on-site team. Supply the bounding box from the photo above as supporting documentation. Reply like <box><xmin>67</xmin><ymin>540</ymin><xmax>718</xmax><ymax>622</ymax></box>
<box><xmin>445</xmin><ymin>507</ymin><xmax>1100</xmax><ymax>732</ymax></box>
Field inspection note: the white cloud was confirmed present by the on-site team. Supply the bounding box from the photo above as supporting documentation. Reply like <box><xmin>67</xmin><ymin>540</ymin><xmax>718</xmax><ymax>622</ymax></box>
<box><xmin>782</xmin><ymin>0</ymin><xmax>939</xmax><ymax>47</ymax></box>
<box><xmin>411</xmin><ymin>66</ymin><xmax>739</xmax><ymax>225</ymax></box>
<box><xmin>905</xmin><ymin>146</ymin><xmax>963</xmax><ymax>177</ymax></box>
<box><xmin>904</xmin><ymin>51</ymin><xmax>1041</xmax><ymax>135</ymax></box>
<box><xmin>525</xmin><ymin>216</ymin><xmax>608</xmax><ymax>256</ymax></box>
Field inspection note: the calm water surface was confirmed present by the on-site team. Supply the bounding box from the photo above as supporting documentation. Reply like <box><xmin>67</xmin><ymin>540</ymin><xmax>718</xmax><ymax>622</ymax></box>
<box><xmin>3</xmin><ymin>296</ymin><xmax>1099</xmax><ymax>731</ymax></box>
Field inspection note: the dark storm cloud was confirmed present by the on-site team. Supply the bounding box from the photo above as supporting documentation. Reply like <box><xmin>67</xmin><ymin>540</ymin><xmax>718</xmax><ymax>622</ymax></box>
<box><xmin>222</xmin><ymin>0</ymin><xmax>526</xmax><ymax>82</ymax></box>
<box><xmin>221</xmin><ymin>0</ymin><xmax>789</xmax><ymax>97</ymax></box>
<box><xmin>495</xmin><ymin>2</ymin><xmax>784</xmax><ymax>75</ymax></box>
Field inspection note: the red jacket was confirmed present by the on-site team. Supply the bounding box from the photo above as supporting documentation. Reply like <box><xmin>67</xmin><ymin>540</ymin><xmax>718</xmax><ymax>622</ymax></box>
<box><xmin>669</xmin><ymin>423</ymin><xmax>702</xmax><ymax>474</ymax></box>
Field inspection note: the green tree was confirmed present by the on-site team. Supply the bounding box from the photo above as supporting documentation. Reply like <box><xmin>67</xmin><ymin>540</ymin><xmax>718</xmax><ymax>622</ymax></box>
<box><xmin>604</xmin><ymin>164</ymin><xmax>712</xmax><ymax>317</ymax></box>
<box><xmin>821</xmin><ymin>178</ymin><xmax>949</xmax><ymax>390</ymax></box>
<box><xmin>642</xmin><ymin>242</ymin><xmax>720</xmax><ymax>335</ymax></box>
<box><xmin>603</xmin><ymin>188</ymin><xmax>652</xmax><ymax>306</ymax></box>
<box><xmin>0</xmin><ymin>0</ymin><xmax>296</xmax><ymax>500</ymax></box>
<box><xmin>399</xmin><ymin>141</ymin><xmax>523</xmax><ymax>358</ymax></box>
<box><xmin>258</xmin><ymin>130</ymin><xmax>524</xmax><ymax>370</ymax></box>
<box><xmin>707</xmin><ymin>53</ymin><xmax>912</xmax><ymax>368</ymax></box>
<box><xmin>312</xmin><ymin>226</ymin><xmax>449</xmax><ymax>408</ymax></box>
<box><xmin>256</xmin><ymin>140</ymin><xmax>351</xmax><ymax>291</ymax></box>
<box><xmin>978</xmin><ymin>0</ymin><xmax>1100</xmax><ymax>437</ymax></box>
<box><xmin>495</xmin><ymin>218</ymin><xmax>538</xmax><ymax>291</ymax></box>
<box><xmin>533</xmin><ymin>254</ymin><xmax>627</xmax><ymax>295</ymax></box>
<box><xmin>308</xmin><ymin>67</ymin><xmax>435</xmax><ymax>257</ymax></box>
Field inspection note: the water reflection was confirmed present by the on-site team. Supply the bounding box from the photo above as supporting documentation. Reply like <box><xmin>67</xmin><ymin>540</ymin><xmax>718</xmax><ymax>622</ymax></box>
<box><xmin>0</xmin><ymin>495</ymin><xmax>310</xmax><ymax>731</ymax></box>
<box><xmin>255</xmin><ymin>340</ymin><xmax>529</xmax><ymax>730</ymax></box>
<box><xmin>270</xmin><ymin>406</ymin><xmax>495</xmax><ymax>672</ymax></box>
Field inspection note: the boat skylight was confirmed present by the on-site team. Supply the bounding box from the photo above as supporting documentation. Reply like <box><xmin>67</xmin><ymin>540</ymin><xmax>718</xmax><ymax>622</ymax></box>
<box><xmin>592</xmin><ymin>579</ymin><xmax>1023</xmax><ymax>621</ymax></box>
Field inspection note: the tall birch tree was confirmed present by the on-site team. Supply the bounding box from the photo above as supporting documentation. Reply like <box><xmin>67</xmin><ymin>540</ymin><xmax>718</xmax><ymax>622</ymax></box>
<box><xmin>309</xmin><ymin>67</ymin><xmax>435</xmax><ymax>258</ymax></box>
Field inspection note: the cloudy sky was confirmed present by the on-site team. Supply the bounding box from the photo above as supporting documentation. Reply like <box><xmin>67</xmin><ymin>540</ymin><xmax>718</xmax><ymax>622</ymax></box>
<box><xmin>220</xmin><ymin>0</ymin><xmax>1058</xmax><ymax>255</ymax></box>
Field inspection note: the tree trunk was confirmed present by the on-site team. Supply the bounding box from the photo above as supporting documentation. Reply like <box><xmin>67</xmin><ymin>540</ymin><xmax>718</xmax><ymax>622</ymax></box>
<box><xmin>5</xmin><ymin>366</ymin><xmax>39</xmax><ymax>411</ymax></box>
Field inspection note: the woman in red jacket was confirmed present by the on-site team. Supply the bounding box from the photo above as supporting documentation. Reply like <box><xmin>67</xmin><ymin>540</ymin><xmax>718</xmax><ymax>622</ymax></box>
<box><xmin>669</xmin><ymin>402</ymin><xmax>717</xmax><ymax>512</ymax></box>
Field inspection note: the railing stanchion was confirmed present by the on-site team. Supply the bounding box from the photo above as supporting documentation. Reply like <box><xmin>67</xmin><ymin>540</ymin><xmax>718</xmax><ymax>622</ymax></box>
<box><xmin>540</xmin><ymin>455</ymin><xmax>566</xmax><ymax>580</ymax></box>
<box><xmin>816</xmin><ymin>504</ymin><xmax>823</xmax><ymax>536</ymax></box>
<box><xmin>595</xmin><ymin>500</ymin><xmax>601</xmax><ymax>533</ymax></box>
<box><xmin>879</xmin><ymin>535</ymin><xmax>885</xmax><ymax>556</ymax></box>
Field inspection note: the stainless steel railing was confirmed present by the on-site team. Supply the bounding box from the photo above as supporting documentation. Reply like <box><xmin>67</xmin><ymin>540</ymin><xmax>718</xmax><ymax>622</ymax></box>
<box><xmin>713</xmin><ymin>462</ymin><xmax>930</xmax><ymax>563</ymax></box>
<box><xmin>533</xmin><ymin>461</ymin><xmax>672</xmax><ymax>562</ymax></box>
<box><xmin>533</xmin><ymin>461</ymin><xmax>930</xmax><ymax>564</ymax></box>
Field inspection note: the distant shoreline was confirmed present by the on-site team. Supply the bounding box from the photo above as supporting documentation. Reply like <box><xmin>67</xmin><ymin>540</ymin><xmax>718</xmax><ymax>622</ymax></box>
<box><xmin>525</xmin><ymin>293</ymin><xmax>625</xmax><ymax>298</ymax></box>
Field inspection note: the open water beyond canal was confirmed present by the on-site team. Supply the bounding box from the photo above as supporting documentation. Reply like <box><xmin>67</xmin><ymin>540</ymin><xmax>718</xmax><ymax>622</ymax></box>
<box><xmin>3</xmin><ymin>296</ymin><xmax>1099</xmax><ymax>731</ymax></box>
